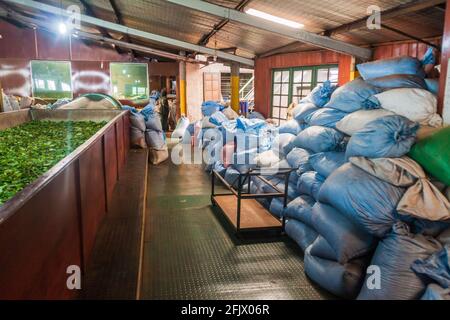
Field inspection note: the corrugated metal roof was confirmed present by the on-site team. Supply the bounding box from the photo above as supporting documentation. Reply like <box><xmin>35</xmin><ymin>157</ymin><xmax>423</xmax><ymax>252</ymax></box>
<box><xmin>3</xmin><ymin>0</ymin><xmax>445</xmax><ymax>62</ymax></box>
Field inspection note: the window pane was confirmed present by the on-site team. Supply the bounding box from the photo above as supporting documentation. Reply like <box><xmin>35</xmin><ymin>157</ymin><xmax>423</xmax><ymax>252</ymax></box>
<box><xmin>282</xmin><ymin>71</ymin><xmax>290</xmax><ymax>83</ymax></box>
<box><xmin>302</xmin><ymin>88</ymin><xmax>312</xmax><ymax>96</ymax></box>
<box><xmin>282</xmin><ymin>84</ymin><xmax>289</xmax><ymax>95</ymax></box>
<box><xmin>110</xmin><ymin>63</ymin><xmax>148</xmax><ymax>102</ymax></box>
<box><xmin>274</xmin><ymin>71</ymin><xmax>282</xmax><ymax>82</ymax></box>
<box><xmin>303</xmin><ymin>70</ymin><xmax>312</xmax><ymax>83</ymax></box>
<box><xmin>317</xmin><ymin>68</ymin><xmax>329</xmax><ymax>82</ymax></box>
<box><xmin>329</xmin><ymin>68</ymin><xmax>339</xmax><ymax>82</ymax></box>
<box><xmin>280</xmin><ymin>96</ymin><xmax>288</xmax><ymax>107</ymax></box>
<box><xmin>292</xmin><ymin>83</ymin><xmax>302</xmax><ymax>96</ymax></box>
<box><xmin>272</xmin><ymin>95</ymin><xmax>281</xmax><ymax>107</ymax></box>
<box><xmin>273</xmin><ymin>84</ymin><xmax>281</xmax><ymax>94</ymax></box>
<box><xmin>31</xmin><ymin>61</ymin><xmax>72</xmax><ymax>99</ymax></box>
<box><xmin>280</xmin><ymin>107</ymin><xmax>288</xmax><ymax>120</ymax></box>
<box><xmin>293</xmin><ymin>71</ymin><xmax>302</xmax><ymax>83</ymax></box>
<box><xmin>292</xmin><ymin>96</ymin><xmax>302</xmax><ymax>104</ymax></box>
<box><xmin>272</xmin><ymin>107</ymin><xmax>280</xmax><ymax>118</ymax></box>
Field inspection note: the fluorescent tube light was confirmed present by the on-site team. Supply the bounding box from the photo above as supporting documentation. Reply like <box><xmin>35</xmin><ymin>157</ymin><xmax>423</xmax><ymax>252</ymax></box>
<box><xmin>245</xmin><ymin>8</ymin><xmax>304</xmax><ymax>29</ymax></box>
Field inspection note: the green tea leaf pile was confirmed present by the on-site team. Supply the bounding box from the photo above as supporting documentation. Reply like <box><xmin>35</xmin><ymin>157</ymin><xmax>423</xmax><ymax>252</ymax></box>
<box><xmin>0</xmin><ymin>121</ymin><xmax>106</xmax><ymax>205</ymax></box>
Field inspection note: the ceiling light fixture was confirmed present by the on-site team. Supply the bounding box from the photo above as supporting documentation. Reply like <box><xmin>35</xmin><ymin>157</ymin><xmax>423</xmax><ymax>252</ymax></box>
<box><xmin>245</xmin><ymin>8</ymin><xmax>304</xmax><ymax>29</ymax></box>
<box><xmin>58</xmin><ymin>22</ymin><xmax>67</xmax><ymax>34</ymax></box>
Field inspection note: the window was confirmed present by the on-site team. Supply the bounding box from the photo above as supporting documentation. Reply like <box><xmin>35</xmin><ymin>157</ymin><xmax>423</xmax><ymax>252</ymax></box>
<box><xmin>31</xmin><ymin>61</ymin><xmax>72</xmax><ymax>99</ymax></box>
<box><xmin>271</xmin><ymin>65</ymin><xmax>338</xmax><ymax>125</ymax></box>
<box><xmin>110</xmin><ymin>63</ymin><xmax>149</xmax><ymax>102</ymax></box>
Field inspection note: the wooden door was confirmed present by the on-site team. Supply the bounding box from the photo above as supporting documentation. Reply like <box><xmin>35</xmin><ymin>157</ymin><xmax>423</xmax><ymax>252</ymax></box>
<box><xmin>203</xmin><ymin>72</ymin><xmax>221</xmax><ymax>101</ymax></box>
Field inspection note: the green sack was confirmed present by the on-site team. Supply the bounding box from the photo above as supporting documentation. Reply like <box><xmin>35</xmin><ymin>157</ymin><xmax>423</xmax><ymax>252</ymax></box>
<box><xmin>408</xmin><ymin>126</ymin><xmax>450</xmax><ymax>186</ymax></box>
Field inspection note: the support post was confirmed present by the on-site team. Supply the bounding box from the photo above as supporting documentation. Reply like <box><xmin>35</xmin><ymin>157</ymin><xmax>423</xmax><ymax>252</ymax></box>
<box><xmin>231</xmin><ymin>62</ymin><xmax>240</xmax><ymax>113</ymax></box>
<box><xmin>179</xmin><ymin>51</ymin><xmax>187</xmax><ymax>117</ymax></box>
<box><xmin>438</xmin><ymin>0</ymin><xmax>450</xmax><ymax>123</ymax></box>
<box><xmin>0</xmin><ymin>80</ymin><xmax>4</xmax><ymax>112</ymax></box>
<box><xmin>349</xmin><ymin>56</ymin><xmax>359</xmax><ymax>81</ymax></box>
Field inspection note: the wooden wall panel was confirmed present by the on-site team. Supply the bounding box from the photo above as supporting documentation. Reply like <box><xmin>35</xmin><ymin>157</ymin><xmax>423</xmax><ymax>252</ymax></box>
<box><xmin>254</xmin><ymin>51</ymin><xmax>352</xmax><ymax>118</ymax></box>
<box><xmin>373</xmin><ymin>38</ymin><xmax>442</xmax><ymax>60</ymax></box>
<box><xmin>438</xmin><ymin>0</ymin><xmax>450</xmax><ymax>115</ymax></box>
<box><xmin>79</xmin><ymin>140</ymin><xmax>107</xmax><ymax>265</ymax></box>
<box><xmin>0</xmin><ymin>163</ymin><xmax>82</xmax><ymax>299</ymax></box>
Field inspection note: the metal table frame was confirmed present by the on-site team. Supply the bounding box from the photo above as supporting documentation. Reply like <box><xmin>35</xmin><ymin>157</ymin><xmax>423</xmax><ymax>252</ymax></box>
<box><xmin>211</xmin><ymin>167</ymin><xmax>294</xmax><ymax>235</ymax></box>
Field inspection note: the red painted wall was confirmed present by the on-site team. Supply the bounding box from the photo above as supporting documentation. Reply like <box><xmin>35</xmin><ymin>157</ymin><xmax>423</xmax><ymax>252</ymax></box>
<box><xmin>254</xmin><ymin>38</ymin><xmax>442</xmax><ymax>118</ymax></box>
<box><xmin>254</xmin><ymin>51</ymin><xmax>352</xmax><ymax>118</ymax></box>
<box><xmin>0</xmin><ymin>21</ymin><xmax>178</xmax><ymax>105</ymax></box>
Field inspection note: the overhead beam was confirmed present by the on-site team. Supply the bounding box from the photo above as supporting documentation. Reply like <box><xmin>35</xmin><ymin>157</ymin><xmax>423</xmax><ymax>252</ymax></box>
<box><xmin>78</xmin><ymin>0</ymin><xmax>125</xmax><ymax>55</ymax></box>
<box><xmin>1</xmin><ymin>9</ymin><xmax>200</xmax><ymax>63</ymax></box>
<box><xmin>381</xmin><ymin>24</ymin><xmax>440</xmax><ymax>49</ymax></box>
<box><xmin>108</xmin><ymin>0</ymin><xmax>135</xmax><ymax>57</ymax></box>
<box><xmin>326</xmin><ymin>0</ymin><xmax>446</xmax><ymax>36</ymax></box>
<box><xmin>4</xmin><ymin>0</ymin><xmax>254</xmax><ymax>66</ymax></box>
<box><xmin>166</xmin><ymin>0</ymin><xmax>372</xmax><ymax>60</ymax></box>
<box><xmin>197</xmin><ymin>0</ymin><xmax>252</xmax><ymax>46</ymax></box>
<box><xmin>259</xmin><ymin>0</ymin><xmax>445</xmax><ymax>58</ymax></box>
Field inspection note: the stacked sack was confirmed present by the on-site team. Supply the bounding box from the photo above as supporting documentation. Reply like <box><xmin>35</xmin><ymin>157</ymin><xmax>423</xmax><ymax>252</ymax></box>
<box><xmin>141</xmin><ymin>102</ymin><xmax>169</xmax><ymax>165</ymax></box>
<box><xmin>272</xmin><ymin>54</ymin><xmax>449</xmax><ymax>299</ymax></box>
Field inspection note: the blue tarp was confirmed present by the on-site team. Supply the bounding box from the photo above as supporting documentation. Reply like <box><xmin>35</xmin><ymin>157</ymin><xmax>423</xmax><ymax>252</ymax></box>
<box><xmin>201</xmin><ymin>101</ymin><xmax>224</xmax><ymax>116</ymax></box>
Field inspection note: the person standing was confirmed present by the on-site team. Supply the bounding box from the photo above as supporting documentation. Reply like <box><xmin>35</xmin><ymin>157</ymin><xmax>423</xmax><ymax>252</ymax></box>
<box><xmin>159</xmin><ymin>88</ymin><xmax>170</xmax><ymax>132</ymax></box>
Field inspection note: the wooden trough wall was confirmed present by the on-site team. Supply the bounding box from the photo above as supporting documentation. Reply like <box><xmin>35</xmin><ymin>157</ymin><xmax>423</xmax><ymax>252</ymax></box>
<box><xmin>0</xmin><ymin>109</ymin><xmax>130</xmax><ymax>299</ymax></box>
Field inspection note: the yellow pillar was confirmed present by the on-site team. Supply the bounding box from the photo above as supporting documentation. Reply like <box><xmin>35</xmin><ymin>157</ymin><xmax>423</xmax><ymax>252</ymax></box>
<box><xmin>349</xmin><ymin>56</ymin><xmax>360</xmax><ymax>81</ymax></box>
<box><xmin>179</xmin><ymin>51</ymin><xmax>187</xmax><ymax>116</ymax></box>
<box><xmin>231</xmin><ymin>62</ymin><xmax>240</xmax><ymax>113</ymax></box>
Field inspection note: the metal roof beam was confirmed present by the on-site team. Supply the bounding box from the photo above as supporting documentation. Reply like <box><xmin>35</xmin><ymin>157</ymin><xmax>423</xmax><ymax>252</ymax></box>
<box><xmin>166</xmin><ymin>0</ymin><xmax>372</xmax><ymax>60</ymax></box>
<box><xmin>197</xmin><ymin>0</ymin><xmax>252</xmax><ymax>46</ymax></box>
<box><xmin>326</xmin><ymin>0</ymin><xmax>446</xmax><ymax>36</ymax></box>
<box><xmin>108</xmin><ymin>0</ymin><xmax>135</xmax><ymax>57</ymax></box>
<box><xmin>4</xmin><ymin>0</ymin><xmax>254</xmax><ymax>66</ymax></box>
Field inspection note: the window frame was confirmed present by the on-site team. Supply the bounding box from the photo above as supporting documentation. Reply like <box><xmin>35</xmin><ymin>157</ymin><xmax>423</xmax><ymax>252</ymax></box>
<box><xmin>109</xmin><ymin>62</ymin><xmax>149</xmax><ymax>101</ymax></box>
<box><xmin>271</xmin><ymin>64</ymin><xmax>339</xmax><ymax>125</ymax></box>
<box><xmin>30</xmin><ymin>60</ymin><xmax>73</xmax><ymax>100</ymax></box>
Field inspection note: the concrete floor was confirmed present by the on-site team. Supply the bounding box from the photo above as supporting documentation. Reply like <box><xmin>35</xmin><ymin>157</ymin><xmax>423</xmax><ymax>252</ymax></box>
<box><xmin>140</xmin><ymin>145</ymin><xmax>331</xmax><ymax>300</ymax></box>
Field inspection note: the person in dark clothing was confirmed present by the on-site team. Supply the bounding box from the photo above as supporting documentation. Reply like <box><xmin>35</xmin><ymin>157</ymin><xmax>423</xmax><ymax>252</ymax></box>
<box><xmin>159</xmin><ymin>88</ymin><xmax>170</xmax><ymax>132</ymax></box>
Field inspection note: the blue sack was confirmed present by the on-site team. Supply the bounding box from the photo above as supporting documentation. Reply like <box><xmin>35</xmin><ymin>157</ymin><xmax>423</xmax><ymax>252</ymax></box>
<box><xmin>236</xmin><ymin>117</ymin><xmax>267</xmax><ymax>133</ymax></box>
<box><xmin>357</xmin><ymin>56</ymin><xmax>426</xmax><ymax>80</ymax></box>
<box><xmin>209</xmin><ymin>111</ymin><xmax>229</xmax><ymax>126</ymax></box>
<box><xmin>412</xmin><ymin>245</ymin><xmax>450</xmax><ymax>289</ymax></box>
<box><xmin>366</xmin><ymin>74</ymin><xmax>427</xmax><ymax>90</ymax></box>
<box><xmin>425</xmin><ymin>78</ymin><xmax>439</xmax><ymax>95</ymax></box>
<box><xmin>421</xmin><ymin>284</ymin><xmax>450</xmax><ymax>300</ymax></box>
<box><xmin>283</xmin><ymin>195</ymin><xmax>315</xmax><ymax>226</ymax></box>
<box><xmin>308</xmin><ymin>80</ymin><xmax>337</xmax><ymax>107</ymax></box>
<box><xmin>309</xmin><ymin>236</ymin><xmax>339</xmax><ymax>261</ymax></box>
<box><xmin>304</xmin><ymin>107</ymin><xmax>348</xmax><ymax>128</ymax></box>
<box><xmin>145</xmin><ymin>129</ymin><xmax>165</xmax><ymax>149</ymax></box>
<box><xmin>319</xmin><ymin>163</ymin><xmax>405</xmax><ymax>237</ymax></box>
<box><xmin>248</xmin><ymin>111</ymin><xmax>265</xmax><ymax>120</ymax></box>
<box><xmin>325</xmin><ymin>78</ymin><xmax>381</xmax><ymax>112</ymax></box>
<box><xmin>274</xmin><ymin>181</ymin><xmax>300</xmax><ymax>200</ymax></box>
<box><xmin>201</xmin><ymin>101</ymin><xmax>223</xmax><ymax>116</ymax></box>
<box><xmin>305</xmin><ymin>247</ymin><xmax>368</xmax><ymax>299</ymax></box>
<box><xmin>311</xmin><ymin>203</ymin><xmax>377</xmax><ymax>263</ymax></box>
<box><xmin>293</xmin><ymin>102</ymin><xmax>319</xmax><ymax>123</ymax></box>
<box><xmin>358</xmin><ymin>222</ymin><xmax>442</xmax><ymax>300</ymax></box>
<box><xmin>421</xmin><ymin>47</ymin><xmax>436</xmax><ymax>66</ymax></box>
<box><xmin>286</xmin><ymin>148</ymin><xmax>312</xmax><ymax>174</ymax></box>
<box><xmin>297</xmin><ymin>171</ymin><xmax>325</xmax><ymax>201</ymax></box>
<box><xmin>278</xmin><ymin>119</ymin><xmax>303</xmax><ymax>135</ymax></box>
<box><xmin>271</xmin><ymin>133</ymin><xmax>295</xmax><ymax>157</ymax></box>
<box><xmin>346</xmin><ymin>115</ymin><xmax>419</xmax><ymax>160</ymax></box>
<box><xmin>122</xmin><ymin>105</ymin><xmax>138</xmax><ymax>113</ymax></box>
<box><xmin>293</xmin><ymin>126</ymin><xmax>344</xmax><ymax>154</ymax></box>
<box><xmin>269</xmin><ymin>198</ymin><xmax>286</xmax><ymax>218</ymax></box>
<box><xmin>309</xmin><ymin>151</ymin><xmax>346</xmax><ymax>178</ymax></box>
<box><xmin>286</xmin><ymin>219</ymin><xmax>318</xmax><ymax>252</ymax></box>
